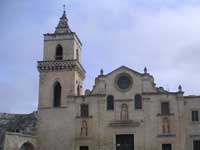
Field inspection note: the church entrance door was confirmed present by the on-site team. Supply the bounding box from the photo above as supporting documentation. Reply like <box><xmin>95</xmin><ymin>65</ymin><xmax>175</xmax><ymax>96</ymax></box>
<box><xmin>116</xmin><ymin>134</ymin><xmax>134</xmax><ymax>150</ymax></box>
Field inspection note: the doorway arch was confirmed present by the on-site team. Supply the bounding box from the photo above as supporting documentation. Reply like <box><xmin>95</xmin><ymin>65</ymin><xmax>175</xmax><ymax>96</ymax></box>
<box><xmin>19</xmin><ymin>142</ymin><xmax>35</xmax><ymax>150</ymax></box>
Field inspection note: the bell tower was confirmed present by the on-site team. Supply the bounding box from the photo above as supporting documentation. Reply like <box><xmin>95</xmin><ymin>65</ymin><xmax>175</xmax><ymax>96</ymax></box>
<box><xmin>37</xmin><ymin>8</ymin><xmax>85</xmax><ymax>109</ymax></box>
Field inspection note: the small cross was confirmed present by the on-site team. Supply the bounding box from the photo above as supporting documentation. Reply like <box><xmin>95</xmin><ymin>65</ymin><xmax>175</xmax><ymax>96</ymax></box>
<box><xmin>63</xmin><ymin>4</ymin><xmax>66</xmax><ymax>12</ymax></box>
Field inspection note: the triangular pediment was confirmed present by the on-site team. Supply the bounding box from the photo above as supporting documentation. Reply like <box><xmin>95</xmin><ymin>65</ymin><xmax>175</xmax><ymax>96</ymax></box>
<box><xmin>105</xmin><ymin>66</ymin><xmax>144</xmax><ymax>77</ymax></box>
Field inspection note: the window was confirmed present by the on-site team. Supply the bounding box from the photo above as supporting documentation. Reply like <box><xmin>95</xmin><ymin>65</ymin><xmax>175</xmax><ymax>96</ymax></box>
<box><xmin>192</xmin><ymin>110</ymin><xmax>199</xmax><ymax>122</ymax></box>
<box><xmin>162</xmin><ymin>144</ymin><xmax>172</xmax><ymax>150</ymax></box>
<box><xmin>161</xmin><ymin>102</ymin><xmax>170</xmax><ymax>115</ymax></box>
<box><xmin>53</xmin><ymin>82</ymin><xmax>61</xmax><ymax>107</ymax></box>
<box><xmin>193</xmin><ymin>140</ymin><xmax>200</xmax><ymax>150</ymax></box>
<box><xmin>107</xmin><ymin>95</ymin><xmax>114</xmax><ymax>110</ymax></box>
<box><xmin>80</xmin><ymin>146</ymin><xmax>89</xmax><ymax>150</ymax></box>
<box><xmin>55</xmin><ymin>44</ymin><xmax>63</xmax><ymax>60</ymax></box>
<box><xmin>135</xmin><ymin>94</ymin><xmax>142</xmax><ymax>109</ymax></box>
<box><xmin>116</xmin><ymin>73</ymin><xmax>132</xmax><ymax>90</ymax></box>
<box><xmin>80</xmin><ymin>104</ymin><xmax>89</xmax><ymax>117</ymax></box>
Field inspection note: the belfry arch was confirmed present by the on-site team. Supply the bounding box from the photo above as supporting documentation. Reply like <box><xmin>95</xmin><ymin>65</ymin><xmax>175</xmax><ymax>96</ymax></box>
<box><xmin>55</xmin><ymin>44</ymin><xmax>63</xmax><ymax>60</ymax></box>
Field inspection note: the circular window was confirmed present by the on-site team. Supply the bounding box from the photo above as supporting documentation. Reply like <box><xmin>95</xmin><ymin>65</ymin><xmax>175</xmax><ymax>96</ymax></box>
<box><xmin>116</xmin><ymin>73</ymin><xmax>132</xmax><ymax>91</ymax></box>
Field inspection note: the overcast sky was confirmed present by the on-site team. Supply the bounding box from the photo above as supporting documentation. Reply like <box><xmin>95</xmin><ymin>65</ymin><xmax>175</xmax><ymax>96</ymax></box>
<box><xmin>1</xmin><ymin>0</ymin><xmax>200</xmax><ymax>113</ymax></box>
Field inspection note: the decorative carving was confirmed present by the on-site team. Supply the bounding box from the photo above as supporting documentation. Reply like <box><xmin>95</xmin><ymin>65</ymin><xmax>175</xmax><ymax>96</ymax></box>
<box><xmin>120</xmin><ymin>104</ymin><xmax>128</xmax><ymax>121</ymax></box>
<box><xmin>80</xmin><ymin>120</ymin><xmax>88</xmax><ymax>136</ymax></box>
<box><xmin>37</xmin><ymin>60</ymin><xmax>85</xmax><ymax>78</ymax></box>
<box><xmin>162</xmin><ymin>117</ymin><xmax>170</xmax><ymax>134</ymax></box>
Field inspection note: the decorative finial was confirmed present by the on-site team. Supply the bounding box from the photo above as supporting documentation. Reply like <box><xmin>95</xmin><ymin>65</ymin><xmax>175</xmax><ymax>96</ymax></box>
<box><xmin>100</xmin><ymin>68</ymin><xmax>104</xmax><ymax>76</ymax></box>
<box><xmin>144</xmin><ymin>67</ymin><xmax>147</xmax><ymax>74</ymax></box>
<box><xmin>178</xmin><ymin>85</ymin><xmax>182</xmax><ymax>92</ymax></box>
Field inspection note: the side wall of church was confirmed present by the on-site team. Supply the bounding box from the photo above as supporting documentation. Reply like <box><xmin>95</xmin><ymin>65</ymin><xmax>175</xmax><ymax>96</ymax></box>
<box><xmin>143</xmin><ymin>94</ymin><xmax>186</xmax><ymax>150</ymax></box>
<box><xmin>37</xmin><ymin>108</ymin><xmax>76</xmax><ymax>150</ymax></box>
<box><xmin>185</xmin><ymin>96</ymin><xmax>200</xmax><ymax>150</ymax></box>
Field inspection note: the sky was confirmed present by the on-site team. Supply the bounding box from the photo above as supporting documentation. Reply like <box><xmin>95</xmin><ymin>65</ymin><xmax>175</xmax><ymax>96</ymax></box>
<box><xmin>1</xmin><ymin>0</ymin><xmax>200</xmax><ymax>113</ymax></box>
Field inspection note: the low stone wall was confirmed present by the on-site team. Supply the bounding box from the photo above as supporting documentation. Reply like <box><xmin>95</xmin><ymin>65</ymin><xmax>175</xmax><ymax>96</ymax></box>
<box><xmin>3</xmin><ymin>132</ymin><xmax>36</xmax><ymax>150</ymax></box>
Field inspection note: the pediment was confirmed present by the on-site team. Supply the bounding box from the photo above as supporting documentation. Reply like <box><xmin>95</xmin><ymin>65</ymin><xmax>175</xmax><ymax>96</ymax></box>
<box><xmin>105</xmin><ymin>66</ymin><xmax>143</xmax><ymax>77</ymax></box>
<box><xmin>91</xmin><ymin>65</ymin><xmax>156</xmax><ymax>95</ymax></box>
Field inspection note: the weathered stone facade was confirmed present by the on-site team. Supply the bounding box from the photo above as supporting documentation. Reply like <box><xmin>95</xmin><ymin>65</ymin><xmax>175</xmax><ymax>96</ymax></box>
<box><xmin>1</xmin><ymin>9</ymin><xmax>200</xmax><ymax>150</ymax></box>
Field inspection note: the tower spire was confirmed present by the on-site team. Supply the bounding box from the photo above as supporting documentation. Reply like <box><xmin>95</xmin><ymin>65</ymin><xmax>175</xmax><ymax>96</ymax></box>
<box><xmin>55</xmin><ymin>5</ymin><xmax>72</xmax><ymax>34</ymax></box>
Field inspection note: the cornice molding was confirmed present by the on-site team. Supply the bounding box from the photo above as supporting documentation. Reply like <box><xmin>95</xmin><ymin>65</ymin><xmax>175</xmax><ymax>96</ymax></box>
<box><xmin>37</xmin><ymin>60</ymin><xmax>86</xmax><ymax>79</ymax></box>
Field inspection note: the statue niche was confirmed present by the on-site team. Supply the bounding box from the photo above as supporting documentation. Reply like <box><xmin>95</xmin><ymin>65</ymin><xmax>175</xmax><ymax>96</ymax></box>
<box><xmin>80</xmin><ymin>120</ymin><xmax>88</xmax><ymax>136</ymax></box>
<box><xmin>162</xmin><ymin>117</ymin><xmax>170</xmax><ymax>134</ymax></box>
<box><xmin>120</xmin><ymin>104</ymin><xmax>128</xmax><ymax>121</ymax></box>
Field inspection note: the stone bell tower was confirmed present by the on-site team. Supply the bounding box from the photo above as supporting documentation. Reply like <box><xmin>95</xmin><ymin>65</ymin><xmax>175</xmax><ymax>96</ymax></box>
<box><xmin>37</xmin><ymin>9</ymin><xmax>85</xmax><ymax>109</ymax></box>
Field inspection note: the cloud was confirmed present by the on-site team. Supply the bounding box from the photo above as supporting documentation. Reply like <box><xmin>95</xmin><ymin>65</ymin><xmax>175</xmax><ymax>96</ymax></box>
<box><xmin>73</xmin><ymin>2</ymin><xmax>200</xmax><ymax>95</ymax></box>
<box><xmin>1</xmin><ymin>0</ymin><xmax>200</xmax><ymax>113</ymax></box>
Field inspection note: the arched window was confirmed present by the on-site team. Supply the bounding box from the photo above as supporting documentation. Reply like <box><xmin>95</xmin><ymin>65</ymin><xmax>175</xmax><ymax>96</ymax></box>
<box><xmin>107</xmin><ymin>95</ymin><xmax>114</xmax><ymax>110</ymax></box>
<box><xmin>55</xmin><ymin>44</ymin><xmax>63</xmax><ymax>60</ymax></box>
<box><xmin>135</xmin><ymin>94</ymin><xmax>142</xmax><ymax>109</ymax></box>
<box><xmin>53</xmin><ymin>82</ymin><xmax>61</xmax><ymax>107</ymax></box>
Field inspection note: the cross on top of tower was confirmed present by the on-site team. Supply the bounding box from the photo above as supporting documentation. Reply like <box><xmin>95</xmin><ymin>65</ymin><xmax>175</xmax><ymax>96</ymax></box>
<box><xmin>63</xmin><ymin>4</ymin><xmax>66</xmax><ymax>14</ymax></box>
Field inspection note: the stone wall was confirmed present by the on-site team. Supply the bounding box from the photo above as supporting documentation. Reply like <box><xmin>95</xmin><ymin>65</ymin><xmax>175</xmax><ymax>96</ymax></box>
<box><xmin>3</xmin><ymin>132</ymin><xmax>36</xmax><ymax>150</ymax></box>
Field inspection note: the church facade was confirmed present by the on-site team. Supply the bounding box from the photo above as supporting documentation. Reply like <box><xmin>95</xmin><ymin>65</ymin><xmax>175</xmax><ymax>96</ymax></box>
<box><xmin>36</xmin><ymin>10</ymin><xmax>200</xmax><ymax>150</ymax></box>
<box><xmin>1</xmin><ymin>10</ymin><xmax>200</xmax><ymax>150</ymax></box>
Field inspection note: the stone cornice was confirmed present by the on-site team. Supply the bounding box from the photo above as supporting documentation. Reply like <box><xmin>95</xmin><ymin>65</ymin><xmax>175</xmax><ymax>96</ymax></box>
<box><xmin>67</xmin><ymin>94</ymin><xmax>106</xmax><ymax>98</ymax></box>
<box><xmin>142</xmin><ymin>91</ymin><xmax>183</xmax><ymax>95</ymax></box>
<box><xmin>184</xmin><ymin>95</ymin><xmax>200</xmax><ymax>99</ymax></box>
<box><xmin>109</xmin><ymin>120</ymin><xmax>140</xmax><ymax>127</ymax></box>
<box><xmin>37</xmin><ymin>60</ymin><xmax>86</xmax><ymax>79</ymax></box>
<box><xmin>5</xmin><ymin>131</ymin><xmax>36</xmax><ymax>138</ymax></box>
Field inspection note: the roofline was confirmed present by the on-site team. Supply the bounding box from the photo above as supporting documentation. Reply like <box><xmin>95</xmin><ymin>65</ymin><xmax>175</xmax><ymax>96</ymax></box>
<box><xmin>104</xmin><ymin>66</ymin><xmax>144</xmax><ymax>77</ymax></box>
<box><xmin>184</xmin><ymin>95</ymin><xmax>200</xmax><ymax>99</ymax></box>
